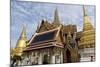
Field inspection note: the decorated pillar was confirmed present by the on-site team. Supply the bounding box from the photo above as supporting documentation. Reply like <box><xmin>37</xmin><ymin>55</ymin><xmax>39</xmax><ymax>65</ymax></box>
<box><xmin>38</xmin><ymin>52</ymin><xmax>43</xmax><ymax>64</ymax></box>
<box><xmin>60</xmin><ymin>51</ymin><xmax>63</xmax><ymax>63</ymax></box>
<box><xmin>50</xmin><ymin>49</ymin><xmax>55</xmax><ymax>64</ymax></box>
<box><xmin>51</xmin><ymin>55</ymin><xmax>55</xmax><ymax>64</ymax></box>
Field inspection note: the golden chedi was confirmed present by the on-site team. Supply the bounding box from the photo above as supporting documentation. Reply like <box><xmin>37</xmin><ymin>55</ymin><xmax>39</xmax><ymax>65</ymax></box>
<box><xmin>79</xmin><ymin>6</ymin><xmax>95</xmax><ymax>48</ymax></box>
<box><xmin>15</xmin><ymin>25</ymin><xmax>27</xmax><ymax>56</ymax></box>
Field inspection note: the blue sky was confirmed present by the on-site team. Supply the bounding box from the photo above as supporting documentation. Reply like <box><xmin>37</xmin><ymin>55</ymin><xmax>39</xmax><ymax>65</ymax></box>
<box><xmin>11</xmin><ymin>0</ymin><xmax>95</xmax><ymax>48</ymax></box>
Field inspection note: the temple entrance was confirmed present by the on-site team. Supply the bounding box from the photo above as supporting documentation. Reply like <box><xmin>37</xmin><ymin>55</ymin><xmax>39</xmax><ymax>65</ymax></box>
<box><xmin>43</xmin><ymin>54</ymin><xmax>49</xmax><ymax>64</ymax></box>
<box><xmin>66</xmin><ymin>49</ymin><xmax>71</xmax><ymax>63</ymax></box>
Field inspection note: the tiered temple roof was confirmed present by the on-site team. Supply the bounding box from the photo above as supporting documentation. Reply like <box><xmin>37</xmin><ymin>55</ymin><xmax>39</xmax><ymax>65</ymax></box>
<box><xmin>24</xmin><ymin>26</ymin><xmax>64</xmax><ymax>51</ymax></box>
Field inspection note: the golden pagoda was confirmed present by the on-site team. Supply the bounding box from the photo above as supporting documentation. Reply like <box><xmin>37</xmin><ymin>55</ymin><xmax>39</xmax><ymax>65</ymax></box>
<box><xmin>10</xmin><ymin>48</ymin><xmax>16</xmax><ymax>57</ymax></box>
<box><xmin>14</xmin><ymin>25</ymin><xmax>27</xmax><ymax>56</ymax></box>
<box><xmin>79</xmin><ymin>6</ymin><xmax>95</xmax><ymax>48</ymax></box>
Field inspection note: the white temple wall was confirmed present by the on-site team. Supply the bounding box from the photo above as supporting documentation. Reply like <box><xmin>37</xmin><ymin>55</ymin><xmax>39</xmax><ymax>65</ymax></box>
<box><xmin>79</xmin><ymin>47</ymin><xmax>95</xmax><ymax>62</ymax></box>
<box><xmin>19</xmin><ymin>48</ymin><xmax>63</xmax><ymax>65</ymax></box>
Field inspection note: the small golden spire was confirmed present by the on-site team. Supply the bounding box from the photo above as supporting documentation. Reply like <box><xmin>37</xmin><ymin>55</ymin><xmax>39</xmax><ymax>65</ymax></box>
<box><xmin>20</xmin><ymin>25</ymin><xmax>26</xmax><ymax>39</ymax></box>
<box><xmin>83</xmin><ymin>5</ymin><xmax>87</xmax><ymax>16</ymax></box>
<box><xmin>83</xmin><ymin>6</ymin><xmax>93</xmax><ymax>31</ymax></box>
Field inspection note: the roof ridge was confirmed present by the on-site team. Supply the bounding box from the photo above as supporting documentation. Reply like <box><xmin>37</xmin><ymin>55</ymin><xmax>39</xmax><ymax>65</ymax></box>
<box><xmin>36</xmin><ymin>27</ymin><xmax>59</xmax><ymax>35</ymax></box>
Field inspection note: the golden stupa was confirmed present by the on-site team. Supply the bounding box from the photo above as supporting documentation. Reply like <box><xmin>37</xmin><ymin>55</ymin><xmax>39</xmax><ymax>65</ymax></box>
<box><xmin>79</xmin><ymin>6</ymin><xmax>95</xmax><ymax>48</ymax></box>
<box><xmin>14</xmin><ymin>25</ymin><xmax>27</xmax><ymax>56</ymax></box>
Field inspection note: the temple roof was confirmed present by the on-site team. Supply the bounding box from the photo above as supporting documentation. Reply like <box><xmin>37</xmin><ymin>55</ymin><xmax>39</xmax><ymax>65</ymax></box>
<box><xmin>24</xmin><ymin>27</ymin><xmax>63</xmax><ymax>51</ymax></box>
<box><xmin>63</xmin><ymin>25</ymin><xmax>77</xmax><ymax>34</ymax></box>
<box><xmin>36</xmin><ymin>20</ymin><xmax>57</xmax><ymax>33</ymax></box>
<box><xmin>31</xmin><ymin>29</ymin><xmax>58</xmax><ymax>44</ymax></box>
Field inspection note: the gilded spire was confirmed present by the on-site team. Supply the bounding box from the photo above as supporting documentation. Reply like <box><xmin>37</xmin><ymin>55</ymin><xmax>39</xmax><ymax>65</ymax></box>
<box><xmin>20</xmin><ymin>25</ymin><xmax>26</xmax><ymax>39</ymax></box>
<box><xmin>53</xmin><ymin>8</ymin><xmax>60</xmax><ymax>24</ymax></box>
<box><xmin>15</xmin><ymin>25</ymin><xmax>27</xmax><ymax>56</ymax></box>
<box><xmin>79</xmin><ymin>6</ymin><xmax>95</xmax><ymax>48</ymax></box>
<box><xmin>83</xmin><ymin>6</ymin><xmax>93</xmax><ymax>31</ymax></box>
<box><xmin>83</xmin><ymin>6</ymin><xmax>87</xmax><ymax>16</ymax></box>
